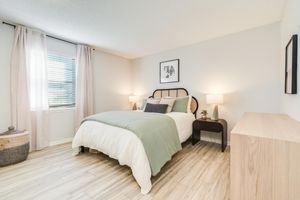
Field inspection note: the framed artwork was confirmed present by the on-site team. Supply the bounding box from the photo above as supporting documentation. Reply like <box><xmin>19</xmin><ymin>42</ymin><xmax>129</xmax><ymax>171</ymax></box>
<box><xmin>160</xmin><ymin>59</ymin><xmax>180</xmax><ymax>83</ymax></box>
<box><xmin>285</xmin><ymin>34</ymin><xmax>298</xmax><ymax>94</ymax></box>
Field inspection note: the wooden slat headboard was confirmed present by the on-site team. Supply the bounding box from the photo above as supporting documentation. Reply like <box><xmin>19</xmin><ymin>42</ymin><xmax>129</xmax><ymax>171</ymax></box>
<box><xmin>149</xmin><ymin>88</ymin><xmax>199</xmax><ymax>117</ymax></box>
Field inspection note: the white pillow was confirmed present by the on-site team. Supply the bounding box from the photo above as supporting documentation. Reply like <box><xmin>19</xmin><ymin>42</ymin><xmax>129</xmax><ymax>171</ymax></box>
<box><xmin>147</xmin><ymin>98</ymin><xmax>160</xmax><ymax>104</ymax></box>
<box><xmin>160</xmin><ymin>98</ymin><xmax>175</xmax><ymax>113</ymax></box>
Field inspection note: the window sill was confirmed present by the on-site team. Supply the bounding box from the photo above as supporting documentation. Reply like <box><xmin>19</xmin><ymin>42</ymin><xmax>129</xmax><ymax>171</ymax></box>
<box><xmin>49</xmin><ymin>107</ymin><xmax>75</xmax><ymax>113</ymax></box>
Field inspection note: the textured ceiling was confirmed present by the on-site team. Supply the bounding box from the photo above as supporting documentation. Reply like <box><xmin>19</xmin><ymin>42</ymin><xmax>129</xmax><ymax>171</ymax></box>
<box><xmin>0</xmin><ymin>0</ymin><xmax>287</xmax><ymax>59</ymax></box>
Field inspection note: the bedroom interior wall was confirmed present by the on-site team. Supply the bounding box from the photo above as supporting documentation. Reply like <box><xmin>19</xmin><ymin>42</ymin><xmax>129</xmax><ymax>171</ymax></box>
<box><xmin>0</xmin><ymin>23</ymin><xmax>132</xmax><ymax>144</ymax></box>
<box><xmin>0</xmin><ymin>21</ymin><xmax>284</xmax><ymax>145</ymax></box>
<box><xmin>280</xmin><ymin>0</ymin><xmax>300</xmax><ymax>121</ymax></box>
<box><xmin>93</xmin><ymin>51</ymin><xmax>132</xmax><ymax>113</ymax></box>
<box><xmin>132</xmin><ymin>23</ymin><xmax>282</xmax><ymax>143</ymax></box>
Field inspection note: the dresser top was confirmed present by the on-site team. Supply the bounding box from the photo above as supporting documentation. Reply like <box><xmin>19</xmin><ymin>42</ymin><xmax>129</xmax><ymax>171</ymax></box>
<box><xmin>231</xmin><ymin>112</ymin><xmax>300</xmax><ymax>143</ymax></box>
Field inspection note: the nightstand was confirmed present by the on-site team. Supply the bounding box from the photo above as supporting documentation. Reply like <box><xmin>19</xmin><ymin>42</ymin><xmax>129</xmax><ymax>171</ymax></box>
<box><xmin>192</xmin><ymin>118</ymin><xmax>227</xmax><ymax>152</ymax></box>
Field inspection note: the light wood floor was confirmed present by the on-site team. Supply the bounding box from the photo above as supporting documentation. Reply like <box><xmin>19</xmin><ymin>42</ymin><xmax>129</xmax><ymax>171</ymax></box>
<box><xmin>0</xmin><ymin>141</ymin><xmax>230</xmax><ymax>200</ymax></box>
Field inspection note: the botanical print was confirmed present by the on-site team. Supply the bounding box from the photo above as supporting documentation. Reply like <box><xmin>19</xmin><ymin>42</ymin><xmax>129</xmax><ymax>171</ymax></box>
<box><xmin>164</xmin><ymin>65</ymin><xmax>175</xmax><ymax>78</ymax></box>
<box><xmin>160</xmin><ymin>59</ymin><xmax>179</xmax><ymax>83</ymax></box>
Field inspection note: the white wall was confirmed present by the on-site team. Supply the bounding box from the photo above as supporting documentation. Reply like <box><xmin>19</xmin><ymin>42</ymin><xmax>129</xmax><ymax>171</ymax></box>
<box><xmin>132</xmin><ymin>23</ymin><xmax>282</xmax><ymax>142</ymax></box>
<box><xmin>48</xmin><ymin>109</ymin><xmax>76</xmax><ymax>144</ymax></box>
<box><xmin>0</xmin><ymin>23</ymin><xmax>132</xmax><ymax>144</ymax></box>
<box><xmin>93</xmin><ymin>51</ymin><xmax>132</xmax><ymax>113</ymax></box>
<box><xmin>280</xmin><ymin>0</ymin><xmax>300</xmax><ymax>121</ymax></box>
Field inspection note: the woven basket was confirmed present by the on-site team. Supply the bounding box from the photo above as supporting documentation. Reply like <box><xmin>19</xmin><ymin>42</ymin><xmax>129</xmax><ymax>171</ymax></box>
<box><xmin>0</xmin><ymin>131</ymin><xmax>30</xmax><ymax>167</ymax></box>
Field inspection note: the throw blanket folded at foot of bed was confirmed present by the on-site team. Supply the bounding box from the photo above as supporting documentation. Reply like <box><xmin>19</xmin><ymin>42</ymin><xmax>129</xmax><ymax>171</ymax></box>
<box><xmin>82</xmin><ymin>111</ymin><xmax>182</xmax><ymax>176</ymax></box>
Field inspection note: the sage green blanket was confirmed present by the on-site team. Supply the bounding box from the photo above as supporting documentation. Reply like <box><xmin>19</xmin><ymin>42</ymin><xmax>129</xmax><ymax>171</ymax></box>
<box><xmin>82</xmin><ymin>111</ymin><xmax>182</xmax><ymax>176</ymax></box>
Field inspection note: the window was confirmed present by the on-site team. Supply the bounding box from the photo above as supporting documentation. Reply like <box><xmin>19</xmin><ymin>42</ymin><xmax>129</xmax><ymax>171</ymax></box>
<box><xmin>47</xmin><ymin>54</ymin><xmax>76</xmax><ymax>108</ymax></box>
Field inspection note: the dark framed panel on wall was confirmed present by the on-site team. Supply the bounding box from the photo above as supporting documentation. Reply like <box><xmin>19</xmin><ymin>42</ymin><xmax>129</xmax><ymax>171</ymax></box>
<box><xmin>159</xmin><ymin>59</ymin><xmax>180</xmax><ymax>83</ymax></box>
<box><xmin>285</xmin><ymin>34</ymin><xmax>298</xmax><ymax>94</ymax></box>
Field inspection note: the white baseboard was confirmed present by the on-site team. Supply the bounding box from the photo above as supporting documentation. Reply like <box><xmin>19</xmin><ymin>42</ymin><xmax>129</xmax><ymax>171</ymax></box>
<box><xmin>49</xmin><ymin>137</ymin><xmax>73</xmax><ymax>146</ymax></box>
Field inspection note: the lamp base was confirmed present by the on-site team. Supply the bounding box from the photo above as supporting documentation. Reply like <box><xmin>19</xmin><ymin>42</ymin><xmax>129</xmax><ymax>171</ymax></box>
<box><xmin>211</xmin><ymin>105</ymin><xmax>219</xmax><ymax>121</ymax></box>
<box><xmin>132</xmin><ymin>103</ymin><xmax>137</xmax><ymax>110</ymax></box>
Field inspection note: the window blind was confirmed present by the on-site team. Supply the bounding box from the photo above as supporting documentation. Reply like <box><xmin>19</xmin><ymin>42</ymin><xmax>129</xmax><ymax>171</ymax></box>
<box><xmin>47</xmin><ymin>54</ymin><xmax>76</xmax><ymax>107</ymax></box>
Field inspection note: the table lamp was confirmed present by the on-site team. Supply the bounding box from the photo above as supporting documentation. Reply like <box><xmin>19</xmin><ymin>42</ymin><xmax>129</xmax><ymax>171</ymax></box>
<box><xmin>129</xmin><ymin>95</ymin><xmax>139</xmax><ymax>110</ymax></box>
<box><xmin>206</xmin><ymin>94</ymin><xmax>223</xmax><ymax>120</ymax></box>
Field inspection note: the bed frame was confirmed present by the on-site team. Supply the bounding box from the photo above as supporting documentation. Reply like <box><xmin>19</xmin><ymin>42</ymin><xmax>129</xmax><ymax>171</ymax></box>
<box><xmin>149</xmin><ymin>88</ymin><xmax>198</xmax><ymax>117</ymax></box>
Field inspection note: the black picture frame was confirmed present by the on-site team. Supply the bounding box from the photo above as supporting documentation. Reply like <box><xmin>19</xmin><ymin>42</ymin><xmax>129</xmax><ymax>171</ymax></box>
<box><xmin>284</xmin><ymin>35</ymin><xmax>298</xmax><ymax>94</ymax></box>
<box><xmin>285</xmin><ymin>34</ymin><xmax>298</xmax><ymax>94</ymax></box>
<box><xmin>159</xmin><ymin>59</ymin><xmax>180</xmax><ymax>84</ymax></box>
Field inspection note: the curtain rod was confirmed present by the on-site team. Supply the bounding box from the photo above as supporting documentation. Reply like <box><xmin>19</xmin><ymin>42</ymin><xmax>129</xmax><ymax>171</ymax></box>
<box><xmin>2</xmin><ymin>21</ymin><xmax>95</xmax><ymax>50</ymax></box>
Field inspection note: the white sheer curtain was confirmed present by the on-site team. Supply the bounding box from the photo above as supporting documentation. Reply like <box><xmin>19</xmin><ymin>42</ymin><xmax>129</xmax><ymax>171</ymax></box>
<box><xmin>11</xmin><ymin>25</ymin><xmax>49</xmax><ymax>151</ymax></box>
<box><xmin>75</xmin><ymin>45</ymin><xmax>94</xmax><ymax>130</ymax></box>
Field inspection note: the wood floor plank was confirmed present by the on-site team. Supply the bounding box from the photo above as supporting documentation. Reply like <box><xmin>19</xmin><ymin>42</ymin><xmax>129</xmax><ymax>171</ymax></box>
<box><xmin>0</xmin><ymin>141</ymin><xmax>229</xmax><ymax>200</ymax></box>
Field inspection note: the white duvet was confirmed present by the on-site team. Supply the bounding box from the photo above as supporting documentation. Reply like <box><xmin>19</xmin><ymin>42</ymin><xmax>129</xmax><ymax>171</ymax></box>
<box><xmin>72</xmin><ymin>112</ymin><xmax>195</xmax><ymax>194</ymax></box>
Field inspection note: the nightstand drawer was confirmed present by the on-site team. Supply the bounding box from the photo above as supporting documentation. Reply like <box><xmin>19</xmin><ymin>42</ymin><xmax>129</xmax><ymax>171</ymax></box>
<box><xmin>193</xmin><ymin>121</ymin><xmax>223</xmax><ymax>132</ymax></box>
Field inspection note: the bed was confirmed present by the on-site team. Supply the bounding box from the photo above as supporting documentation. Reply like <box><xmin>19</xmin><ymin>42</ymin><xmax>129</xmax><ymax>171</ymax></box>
<box><xmin>72</xmin><ymin>88</ymin><xmax>198</xmax><ymax>194</ymax></box>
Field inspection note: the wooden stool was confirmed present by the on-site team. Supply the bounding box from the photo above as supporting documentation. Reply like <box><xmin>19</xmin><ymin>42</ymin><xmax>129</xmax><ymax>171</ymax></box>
<box><xmin>0</xmin><ymin>131</ymin><xmax>30</xmax><ymax>167</ymax></box>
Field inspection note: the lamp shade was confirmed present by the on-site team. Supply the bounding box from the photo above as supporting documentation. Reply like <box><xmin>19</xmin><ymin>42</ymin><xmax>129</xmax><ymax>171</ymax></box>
<box><xmin>129</xmin><ymin>95</ymin><xmax>139</xmax><ymax>103</ymax></box>
<box><xmin>206</xmin><ymin>94</ymin><xmax>223</xmax><ymax>105</ymax></box>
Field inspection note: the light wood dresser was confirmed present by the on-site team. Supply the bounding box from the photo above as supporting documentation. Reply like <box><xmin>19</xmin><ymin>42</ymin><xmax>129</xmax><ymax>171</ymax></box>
<box><xmin>231</xmin><ymin>112</ymin><xmax>300</xmax><ymax>200</ymax></box>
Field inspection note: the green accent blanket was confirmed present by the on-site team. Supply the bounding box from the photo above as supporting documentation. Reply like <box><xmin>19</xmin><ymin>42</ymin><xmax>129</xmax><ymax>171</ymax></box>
<box><xmin>82</xmin><ymin>111</ymin><xmax>182</xmax><ymax>176</ymax></box>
